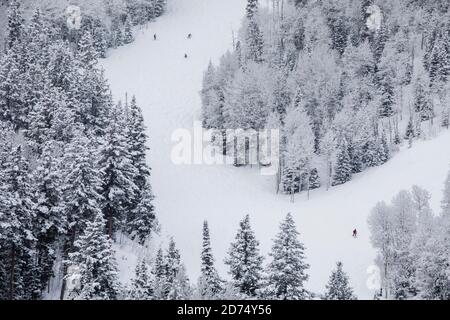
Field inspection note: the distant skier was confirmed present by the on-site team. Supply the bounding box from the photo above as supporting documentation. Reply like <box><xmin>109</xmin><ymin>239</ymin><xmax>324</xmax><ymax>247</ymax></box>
<box><xmin>154</xmin><ymin>34</ymin><xmax>157</xmax><ymax>41</ymax></box>
<box><xmin>352</xmin><ymin>229</ymin><xmax>358</xmax><ymax>238</ymax></box>
<box><xmin>187</xmin><ymin>33</ymin><xmax>192</xmax><ymax>39</ymax></box>
<box><xmin>184</xmin><ymin>53</ymin><xmax>188</xmax><ymax>58</ymax></box>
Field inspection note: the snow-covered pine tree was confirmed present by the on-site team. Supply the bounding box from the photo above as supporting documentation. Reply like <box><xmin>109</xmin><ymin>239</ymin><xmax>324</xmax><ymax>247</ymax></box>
<box><xmin>308</xmin><ymin>168</ymin><xmax>321</xmax><ymax>190</ymax></box>
<box><xmin>390</xmin><ymin>191</ymin><xmax>417</xmax><ymax>299</ymax></box>
<box><xmin>0</xmin><ymin>145</ymin><xmax>35</xmax><ymax>300</ymax></box>
<box><xmin>414</xmin><ymin>72</ymin><xmax>434</xmax><ymax>122</ymax></box>
<box><xmin>31</xmin><ymin>142</ymin><xmax>65</xmax><ymax>295</ymax></box>
<box><xmin>152</xmin><ymin>247</ymin><xmax>169</xmax><ymax>299</ymax></box>
<box><xmin>99</xmin><ymin>103</ymin><xmax>138</xmax><ymax>238</ymax></box>
<box><xmin>323</xmin><ymin>262</ymin><xmax>356</xmax><ymax>300</ymax></box>
<box><xmin>224</xmin><ymin>215</ymin><xmax>264</xmax><ymax>297</ymax></box>
<box><xmin>428</xmin><ymin>29</ymin><xmax>450</xmax><ymax>86</ymax></box>
<box><xmin>77</xmin><ymin>31</ymin><xmax>98</xmax><ymax>70</ymax></box>
<box><xmin>332</xmin><ymin>138</ymin><xmax>352</xmax><ymax>186</ymax></box>
<box><xmin>265</xmin><ymin>213</ymin><xmax>310</xmax><ymax>300</ymax></box>
<box><xmin>67</xmin><ymin>211</ymin><xmax>120</xmax><ymax>300</ymax></box>
<box><xmin>245</xmin><ymin>19</ymin><xmax>264</xmax><ymax>64</ymax></box>
<box><xmin>379</xmin><ymin>131</ymin><xmax>390</xmax><ymax>164</ymax></box>
<box><xmin>5</xmin><ymin>0</ymin><xmax>24</xmax><ymax>50</ymax></box>
<box><xmin>246</xmin><ymin>0</ymin><xmax>259</xmax><ymax>20</ymax></box>
<box><xmin>162</xmin><ymin>238</ymin><xmax>191</xmax><ymax>299</ymax></box>
<box><xmin>441</xmin><ymin>170</ymin><xmax>450</xmax><ymax>218</ymax></box>
<box><xmin>281</xmin><ymin>107</ymin><xmax>315</xmax><ymax>199</ymax></box>
<box><xmin>197</xmin><ymin>221</ymin><xmax>222</xmax><ymax>299</ymax></box>
<box><xmin>0</xmin><ymin>41</ymin><xmax>26</xmax><ymax>130</ymax></box>
<box><xmin>124</xmin><ymin>16</ymin><xmax>134</xmax><ymax>45</ymax></box>
<box><xmin>153</xmin><ymin>0</ymin><xmax>167</xmax><ymax>18</ymax></box>
<box><xmin>404</xmin><ymin>116</ymin><xmax>415</xmax><ymax>141</ymax></box>
<box><xmin>128</xmin><ymin>258</ymin><xmax>153</xmax><ymax>300</ymax></box>
<box><xmin>59</xmin><ymin>132</ymin><xmax>104</xmax><ymax>299</ymax></box>
<box><xmin>124</xmin><ymin>96</ymin><xmax>157</xmax><ymax>244</ymax></box>
<box><xmin>167</xmin><ymin>264</ymin><xmax>192</xmax><ymax>300</ymax></box>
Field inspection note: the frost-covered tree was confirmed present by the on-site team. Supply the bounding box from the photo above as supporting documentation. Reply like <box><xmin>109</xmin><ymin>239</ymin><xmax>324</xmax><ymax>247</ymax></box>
<box><xmin>413</xmin><ymin>71</ymin><xmax>434</xmax><ymax>122</ymax></box>
<box><xmin>225</xmin><ymin>215</ymin><xmax>264</xmax><ymax>297</ymax></box>
<box><xmin>0</xmin><ymin>145</ymin><xmax>35</xmax><ymax>300</ymax></box>
<box><xmin>265</xmin><ymin>213</ymin><xmax>310</xmax><ymax>300</ymax></box>
<box><xmin>128</xmin><ymin>258</ymin><xmax>153</xmax><ymax>300</ymax></box>
<box><xmin>246</xmin><ymin>0</ymin><xmax>259</xmax><ymax>20</ymax></box>
<box><xmin>67</xmin><ymin>211</ymin><xmax>120</xmax><ymax>300</ymax></box>
<box><xmin>99</xmin><ymin>104</ymin><xmax>138</xmax><ymax>238</ymax></box>
<box><xmin>124</xmin><ymin>97</ymin><xmax>156</xmax><ymax>244</ymax></box>
<box><xmin>124</xmin><ymin>16</ymin><xmax>134</xmax><ymax>44</ymax></box>
<box><xmin>32</xmin><ymin>142</ymin><xmax>65</xmax><ymax>295</ymax></box>
<box><xmin>60</xmin><ymin>133</ymin><xmax>104</xmax><ymax>299</ymax></box>
<box><xmin>5</xmin><ymin>0</ymin><xmax>24</xmax><ymax>50</ymax></box>
<box><xmin>164</xmin><ymin>238</ymin><xmax>191</xmax><ymax>300</ymax></box>
<box><xmin>323</xmin><ymin>262</ymin><xmax>356</xmax><ymax>300</ymax></box>
<box><xmin>332</xmin><ymin>138</ymin><xmax>352</xmax><ymax>186</ymax></box>
<box><xmin>245</xmin><ymin>20</ymin><xmax>264</xmax><ymax>64</ymax></box>
<box><xmin>197</xmin><ymin>221</ymin><xmax>222</xmax><ymax>299</ymax></box>
<box><xmin>281</xmin><ymin>107</ymin><xmax>315</xmax><ymax>199</ymax></box>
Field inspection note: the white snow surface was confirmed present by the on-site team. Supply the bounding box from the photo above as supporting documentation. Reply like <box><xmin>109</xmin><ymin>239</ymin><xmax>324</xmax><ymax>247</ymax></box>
<box><xmin>101</xmin><ymin>0</ymin><xmax>450</xmax><ymax>299</ymax></box>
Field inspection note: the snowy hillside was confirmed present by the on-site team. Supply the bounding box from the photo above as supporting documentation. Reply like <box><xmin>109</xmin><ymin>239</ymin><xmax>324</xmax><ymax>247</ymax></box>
<box><xmin>101</xmin><ymin>0</ymin><xmax>450</xmax><ymax>299</ymax></box>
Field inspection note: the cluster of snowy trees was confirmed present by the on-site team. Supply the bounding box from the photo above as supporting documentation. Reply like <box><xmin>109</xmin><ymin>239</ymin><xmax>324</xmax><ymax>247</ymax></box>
<box><xmin>127</xmin><ymin>214</ymin><xmax>357</xmax><ymax>300</ymax></box>
<box><xmin>368</xmin><ymin>174</ymin><xmax>450</xmax><ymax>299</ymax></box>
<box><xmin>2</xmin><ymin>0</ymin><xmax>167</xmax><ymax>56</ymax></box>
<box><xmin>201</xmin><ymin>0</ymin><xmax>450</xmax><ymax>197</ymax></box>
<box><xmin>0</xmin><ymin>3</ymin><xmax>158</xmax><ymax>300</ymax></box>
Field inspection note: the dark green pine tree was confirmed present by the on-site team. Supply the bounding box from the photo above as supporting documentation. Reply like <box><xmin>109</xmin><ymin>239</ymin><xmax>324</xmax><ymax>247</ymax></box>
<box><xmin>224</xmin><ymin>215</ymin><xmax>264</xmax><ymax>297</ymax></box>
<box><xmin>99</xmin><ymin>104</ymin><xmax>138</xmax><ymax>238</ymax></box>
<box><xmin>332</xmin><ymin>139</ymin><xmax>352</xmax><ymax>186</ymax></box>
<box><xmin>5</xmin><ymin>0</ymin><xmax>24</xmax><ymax>50</ymax></box>
<box><xmin>265</xmin><ymin>213</ymin><xmax>310</xmax><ymax>300</ymax></box>
<box><xmin>198</xmin><ymin>221</ymin><xmax>222</xmax><ymax>299</ymax></box>
<box><xmin>245</xmin><ymin>19</ymin><xmax>264</xmax><ymax>64</ymax></box>
<box><xmin>323</xmin><ymin>262</ymin><xmax>356</xmax><ymax>300</ymax></box>
<box><xmin>246</xmin><ymin>0</ymin><xmax>259</xmax><ymax>19</ymax></box>
<box><xmin>67</xmin><ymin>211</ymin><xmax>120</xmax><ymax>300</ymax></box>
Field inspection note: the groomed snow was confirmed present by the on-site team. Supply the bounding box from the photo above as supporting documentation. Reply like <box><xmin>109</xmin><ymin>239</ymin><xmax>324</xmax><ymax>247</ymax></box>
<box><xmin>101</xmin><ymin>0</ymin><xmax>450</xmax><ymax>299</ymax></box>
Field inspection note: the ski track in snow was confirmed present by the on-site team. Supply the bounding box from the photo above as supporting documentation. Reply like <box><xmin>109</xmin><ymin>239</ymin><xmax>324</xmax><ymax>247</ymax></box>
<box><xmin>101</xmin><ymin>0</ymin><xmax>450</xmax><ymax>299</ymax></box>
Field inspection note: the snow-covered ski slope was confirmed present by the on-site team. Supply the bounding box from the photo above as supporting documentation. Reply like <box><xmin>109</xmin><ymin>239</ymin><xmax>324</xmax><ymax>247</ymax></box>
<box><xmin>101</xmin><ymin>0</ymin><xmax>450</xmax><ymax>299</ymax></box>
